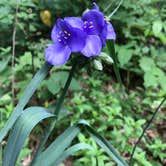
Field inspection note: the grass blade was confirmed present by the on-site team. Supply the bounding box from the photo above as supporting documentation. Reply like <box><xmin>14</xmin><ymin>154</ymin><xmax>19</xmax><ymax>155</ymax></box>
<box><xmin>54</xmin><ymin>143</ymin><xmax>93</xmax><ymax>166</ymax></box>
<box><xmin>3</xmin><ymin>106</ymin><xmax>54</xmax><ymax>166</ymax></box>
<box><xmin>79</xmin><ymin>120</ymin><xmax>128</xmax><ymax>166</ymax></box>
<box><xmin>33</xmin><ymin>125</ymin><xmax>80</xmax><ymax>166</ymax></box>
<box><xmin>0</xmin><ymin>62</ymin><xmax>52</xmax><ymax>142</ymax></box>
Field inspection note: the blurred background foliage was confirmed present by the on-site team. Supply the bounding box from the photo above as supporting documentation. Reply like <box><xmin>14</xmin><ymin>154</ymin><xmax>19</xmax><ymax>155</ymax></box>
<box><xmin>0</xmin><ymin>0</ymin><xmax>166</xmax><ymax>165</ymax></box>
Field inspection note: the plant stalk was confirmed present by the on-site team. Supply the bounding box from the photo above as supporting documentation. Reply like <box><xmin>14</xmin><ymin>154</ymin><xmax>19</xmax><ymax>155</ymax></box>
<box><xmin>32</xmin><ymin>60</ymin><xmax>77</xmax><ymax>164</ymax></box>
<box><xmin>129</xmin><ymin>96</ymin><xmax>166</xmax><ymax>165</ymax></box>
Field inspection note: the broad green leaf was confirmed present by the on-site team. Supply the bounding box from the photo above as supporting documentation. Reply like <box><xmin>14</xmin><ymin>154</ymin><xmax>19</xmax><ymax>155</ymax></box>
<box><xmin>139</xmin><ymin>57</ymin><xmax>156</xmax><ymax>72</ymax></box>
<box><xmin>152</xmin><ymin>21</ymin><xmax>162</xmax><ymax>36</ymax></box>
<box><xmin>53</xmin><ymin>143</ymin><xmax>93</xmax><ymax>166</ymax></box>
<box><xmin>33</xmin><ymin>126</ymin><xmax>80</xmax><ymax>166</ymax></box>
<box><xmin>79</xmin><ymin>120</ymin><xmax>128</xmax><ymax>166</ymax></box>
<box><xmin>144</xmin><ymin>67</ymin><xmax>166</xmax><ymax>90</ymax></box>
<box><xmin>45</xmin><ymin>78</ymin><xmax>61</xmax><ymax>95</ymax></box>
<box><xmin>0</xmin><ymin>62</ymin><xmax>52</xmax><ymax>143</ymax></box>
<box><xmin>18</xmin><ymin>52</ymin><xmax>32</xmax><ymax>66</ymax></box>
<box><xmin>156</xmin><ymin>53</ymin><xmax>166</xmax><ymax>69</ymax></box>
<box><xmin>45</xmin><ymin>71</ymin><xmax>81</xmax><ymax>95</ymax></box>
<box><xmin>3</xmin><ymin>106</ymin><xmax>54</xmax><ymax>166</ymax></box>
<box><xmin>117</xmin><ymin>47</ymin><xmax>133</xmax><ymax>67</ymax></box>
<box><xmin>0</xmin><ymin>94</ymin><xmax>11</xmax><ymax>106</ymax></box>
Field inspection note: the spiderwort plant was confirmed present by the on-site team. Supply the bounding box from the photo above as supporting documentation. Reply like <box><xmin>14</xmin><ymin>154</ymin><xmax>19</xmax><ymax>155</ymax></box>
<box><xmin>45</xmin><ymin>2</ymin><xmax>116</xmax><ymax>65</ymax></box>
<box><xmin>1</xmin><ymin>3</ymin><xmax>129</xmax><ymax>166</ymax></box>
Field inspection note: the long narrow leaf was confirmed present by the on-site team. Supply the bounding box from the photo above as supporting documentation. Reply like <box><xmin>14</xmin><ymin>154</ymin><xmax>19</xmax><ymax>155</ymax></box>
<box><xmin>33</xmin><ymin>126</ymin><xmax>80</xmax><ymax>166</ymax></box>
<box><xmin>79</xmin><ymin>120</ymin><xmax>128</xmax><ymax>166</ymax></box>
<box><xmin>0</xmin><ymin>62</ymin><xmax>52</xmax><ymax>142</ymax></box>
<box><xmin>54</xmin><ymin>143</ymin><xmax>93</xmax><ymax>166</ymax></box>
<box><xmin>3</xmin><ymin>107</ymin><xmax>54</xmax><ymax>166</ymax></box>
<box><xmin>107</xmin><ymin>40</ymin><xmax>122</xmax><ymax>86</ymax></box>
<box><xmin>32</xmin><ymin>61</ymin><xmax>77</xmax><ymax>164</ymax></box>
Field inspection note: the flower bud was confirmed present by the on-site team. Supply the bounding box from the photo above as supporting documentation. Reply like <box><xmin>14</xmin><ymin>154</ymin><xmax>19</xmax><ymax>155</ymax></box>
<box><xmin>40</xmin><ymin>10</ymin><xmax>52</xmax><ymax>27</ymax></box>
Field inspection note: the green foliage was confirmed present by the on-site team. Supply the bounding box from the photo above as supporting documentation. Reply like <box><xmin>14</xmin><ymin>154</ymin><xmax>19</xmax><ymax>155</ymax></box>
<box><xmin>3</xmin><ymin>107</ymin><xmax>53</xmax><ymax>166</ymax></box>
<box><xmin>0</xmin><ymin>0</ymin><xmax>166</xmax><ymax>165</ymax></box>
<box><xmin>109</xmin><ymin>0</ymin><xmax>166</xmax><ymax>91</ymax></box>
<box><xmin>44</xmin><ymin>71</ymin><xmax>81</xmax><ymax>95</ymax></box>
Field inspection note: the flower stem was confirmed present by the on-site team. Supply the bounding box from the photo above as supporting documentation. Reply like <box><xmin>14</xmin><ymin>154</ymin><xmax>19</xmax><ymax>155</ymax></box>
<box><xmin>129</xmin><ymin>96</ymin><xmax>166</xmax><ymax>166</ymax></box>
<box><xmin>107</xmin><ymin>40</ymin><xmax>123</xmax><ymax>87</ymax></box>
<box><xmin>108</xmin><ymin>0</ymin><xmax>123</xmax><ymax>19</ymax></box>
<box><xmin>32</xmin><ymin>60</ymin><xmax>77</xmax><ymax>164</ymax></box>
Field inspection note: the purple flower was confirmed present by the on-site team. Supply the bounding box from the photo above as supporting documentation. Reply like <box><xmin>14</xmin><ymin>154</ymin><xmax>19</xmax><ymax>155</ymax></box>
<box><xmin>45</xmin><ymin>3</ymin><xmax>116</xmax><ymax>66</ymax></box>
<box><xmin>65</xmin><ymin>3</ymin><xmax>116</xmax><ymax>57</ymax></box>
<box><xmin>45</xmin><ymin>19</ymin><xmax>86</xmax><ymax>66</ymax></box>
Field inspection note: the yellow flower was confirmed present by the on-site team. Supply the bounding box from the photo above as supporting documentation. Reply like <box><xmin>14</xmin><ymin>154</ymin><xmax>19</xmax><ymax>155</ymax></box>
<box><xmin>40</xmin><ymin>10</ymin><xmax>52</xmax><ymax>27</ymax></box>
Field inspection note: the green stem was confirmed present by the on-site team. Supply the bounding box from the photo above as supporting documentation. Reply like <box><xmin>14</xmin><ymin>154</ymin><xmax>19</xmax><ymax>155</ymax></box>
<box><xmin>129</xmin><ymin>96</ymin><xmax>166</xmax><ymax>166</ymax></box>
<box><xmin>108</xmin><ymin>0</ymin><xmax>123</xmax><ymax>19</ymax></box>
<box><xmin>32</xmin><ymin>61</ymin><xmax>77</xmax><ymax>164</ymax></box>
<box><xmin>107</xmin><ymin>40</ymin><xmax>123</xmax><ymax>87</ymax></box>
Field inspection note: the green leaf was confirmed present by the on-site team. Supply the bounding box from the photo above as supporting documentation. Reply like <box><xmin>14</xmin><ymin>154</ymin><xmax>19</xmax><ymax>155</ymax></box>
<box><xmin>0</xmin><ymin>145</ymin><xmax>2</xmax><ymax>166</ymax></box>
<box><xmin>117</xmin><ymin>47</ymin><xmax>133</xmax><ymax>67</ymax></box>
<box><xmin>45</xmin><ymin>78</ymin><xmax>61</xmax><ymax>95</ymax></box>
<box><xmin>139</xmin><ymin>57</ymin><xmax>156</xmax><ymax>72</ymax></box>
<box><xmin>152</xmin><ymin>21</ymin><xmax>162</xmax><ymax>36</ymax></box>
<box><xmin>3</xmin><ymin>107</ymin><xmax>54</xmax><ymax>166</ymax></box>
<box><xmin>19</xmin><ymin>52</ymin><xmax>32</xmax><ymax>66</ymax></box>
<box><xmin>107</xmin><ymin>40</ymin><xmax>123</xmax><ymax>86</ymax></box>
<box><xmin>0</xmin><ymin>62</ymin><xmax>52</xmax><ymax>143</ymax></box>
<box><xmin>0</xmin><ymin>56</ymin><xmax>10</xmax><ymax>72</ymax></box>
<box><xmin>45</xmin><ymin>71</ymin><xmax>81</xmax><ymax>95</ymax></box>
<box><xmin>79</xmin><ymin>120</ymin><xmax>128</xmax><ymax>166</ymax></box>
<box><xmin>144</xmin><ymin>67</ymin><xmax>166</xmax><ymax>90</ymax></box>
<box><xmin>33</xmin><ymin>126</ymin><xmax>80</xmax><ymax>166</ymax></box>
<box><xmin>53</xmin><ymin>143</ymin><xmax>93</xmax><ymax>166</ymax></box>
<box><xmin>156</xmin><ymin>53</ymin><xmax>166</xmax><ymax>69</ymax></box>
<box><xmin>17</xmin><ymin>140</ymin><xmax>32</xmax><ymax>165</ymax></box>
<box><xmin>32</xmin><ymin>62</ymin><xmax>78</xmax><ymax>164</ymax></box>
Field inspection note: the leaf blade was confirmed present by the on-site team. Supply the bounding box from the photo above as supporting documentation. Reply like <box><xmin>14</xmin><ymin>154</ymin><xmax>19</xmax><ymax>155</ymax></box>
<box><xmin>3</xmin><ymin>106</ymin><xmax>54</xmax><ymax>166</ymax></box>
<box><xmin>33</xmin><ymin>126</ymin><xmax>80</xmax><ymax>166</ymax></box>
<box><xmin>54</xmin><ymin>143</ymin><xmax>93</xmax><ymax>166</ymax></box>
<box><xmin>0</xmin><ymin>62</ymin><xmax>52</xmax><ymax>142</ymax></box>
<box><xmin>79</xmin><ymin>120</ymin><xmax>128</xmax><ymax>166</ymax></box>
<box><xmin>107</xmin><ymin>40</ymin><xmax>122</xmax><ymax>86</ymax></box>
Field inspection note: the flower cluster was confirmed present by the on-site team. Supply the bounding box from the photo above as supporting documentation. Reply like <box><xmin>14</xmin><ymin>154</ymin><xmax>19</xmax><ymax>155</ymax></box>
<box><xmin>45</xmin><ymin>3</ymin><xmax>116</xmax><ymax>66</ymax></box>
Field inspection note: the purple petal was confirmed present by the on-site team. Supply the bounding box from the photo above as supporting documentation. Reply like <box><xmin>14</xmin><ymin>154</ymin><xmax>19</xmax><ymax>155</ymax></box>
<box><xmin>45</xmin><ymin>43</ymin><xmax>71</xmax><ymax>66</ymax></box>
<box><xmin>68</xmin><ymin>28</ymin><xmax>86</xmax><ymax>52</ymax></box>
<box><xmin>93</xmin><ymin>2</ymin><xmax>99</xmax><ymax>11</ymax></box>
<box><xmin>81</xmin><ymin>35</ymin><xmax>102</xmax><ymax>57</ymax></box>
<box><xmin>100</xmin><ymin>22</ymin><xmax>107</xmax><ymax>46</ymax></box>
<box><xmin>107</xmin><ymin>22</ymin><xmax>116</xmax><ymax>40</ymax></box>
<box><xmin>82</xmin><ymin>10</ymin><xmax>105</xmax><ymax>35</ymax></box>
<box><xmin>51</xmin><ymin>18</ymin><xmax>64</xmax><ymax>43</ymax></box>
<box><xmin>51</xmin><ymin>19</ymin><xmax>73</xmax><ymax>43</ymax></box>
<box><xmin>64</xmin><ymin>17</ymin><xmax>83</xmax><ymax>29</ymax></box>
